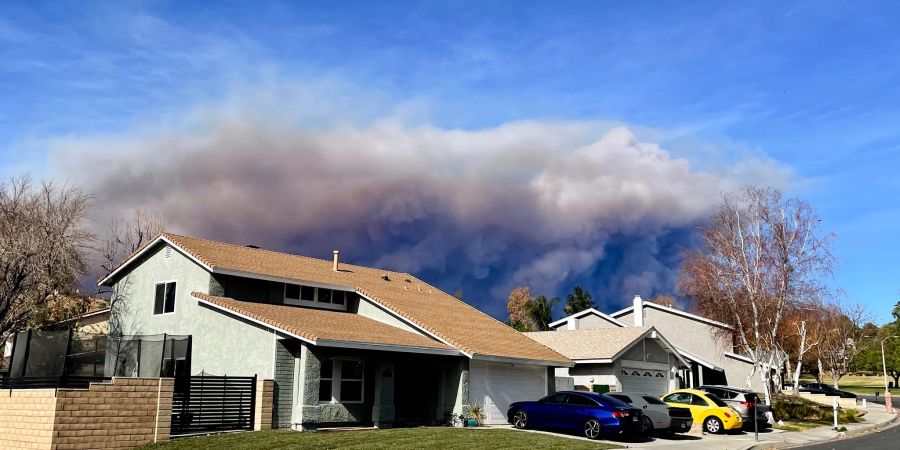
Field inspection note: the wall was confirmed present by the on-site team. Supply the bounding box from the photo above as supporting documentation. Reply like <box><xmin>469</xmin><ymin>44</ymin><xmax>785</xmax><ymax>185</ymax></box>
<box><xmin>354</xmin><ymin>297</ymin><xmax>420</xmax><ymax>334</ymax></box>
<box><xmin>0</xmin><ymin>378</ymin><xmax>173</xmax><ymax>450</ymax></box>
<box><xmin>576</xmin><ymin>314</ymin><xmax>620</xmax><ymax>330</ymax></box>
<box><xmin>254</xmin><ymin>379</ymin><xmax>275</xmax><ymax>431</ymax></box>
<box><xmin>0</xmin><ymin>389</ymin><xmax>57</xmax><ymax>449</ymax></box>
<box><xmin>109</xmin><ymin>244</ymin><xmax>276</xmax><ymax>378</ymax></box>
<box><xmin>273</xmin><ymin>339</ymin><xmax>297</xmax><ymax>428</ymax></box>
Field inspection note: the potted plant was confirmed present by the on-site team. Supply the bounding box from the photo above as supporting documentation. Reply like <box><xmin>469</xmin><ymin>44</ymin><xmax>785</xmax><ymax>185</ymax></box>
<box><xmin>465</xmin><ymin>403</ymin><xmax>485</xmax><ymax>427</ymax></box>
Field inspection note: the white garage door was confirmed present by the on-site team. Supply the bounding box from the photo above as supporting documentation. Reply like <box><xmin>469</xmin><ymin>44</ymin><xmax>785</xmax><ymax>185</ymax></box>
<box><xmin>469</xmin><ymin>361</ymin><xmax>547</xmax><ymax>425</ymax></box>
<box><xmin>620</xmin><ymin>368</ymin><xmax>667</xmax><ymax>395</ymax></box>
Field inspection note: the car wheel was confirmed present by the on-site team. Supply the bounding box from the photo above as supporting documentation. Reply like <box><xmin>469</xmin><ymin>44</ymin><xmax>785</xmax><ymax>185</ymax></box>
<box><xmin>704</xmin><ymin>416</ymin><xmax>723</xmax><ymax>434</ymax></box>
<box><xmin>641</xmin><ymin>416</ymin><xmax>654</xmax><ymax>434</ymax></box>
<box><xmin>512</xmin><ymin>410</ymin><xmax>528</xmax><ymax>429</ymax></box>
<box><xmin>584</xmin><ymin>418</ymin><xmax>602</xmax><ymax>440</ymax></box>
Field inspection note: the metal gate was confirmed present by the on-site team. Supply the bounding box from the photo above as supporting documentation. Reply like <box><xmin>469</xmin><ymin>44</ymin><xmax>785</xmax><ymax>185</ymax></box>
<box><xmin>171</xmin><ymin>374</ymin><xmax>257</xmax><ymax>436</ymax></box>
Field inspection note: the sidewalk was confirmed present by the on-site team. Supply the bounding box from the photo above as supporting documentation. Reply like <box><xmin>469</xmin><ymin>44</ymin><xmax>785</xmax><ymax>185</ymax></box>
<box><xmin>494</xmin><ymin>406</ymin><xmax>898</xmax><ymax>450</ymax></box>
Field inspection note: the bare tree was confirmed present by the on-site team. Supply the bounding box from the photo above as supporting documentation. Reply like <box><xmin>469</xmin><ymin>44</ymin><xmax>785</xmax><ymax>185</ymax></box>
<box><xmin>98</xmin><ymin>211</ymin><xmax>165</xmax><ymax>338</ymax></box>
<box><xmin>784</xmin><ymin>302</ymin><xmax>828</xmax><ymax>393</ymax></box>
<box><xmin>0</xmin><ymin>177</ymin><xmax>93</xmax><ymax>340</ymax></box>
<box><xmin>818</xmin><ymin>303</ymin><xmax>871</xmax><ymax>388</ymax></box>
<box><xmin>650</xmin><ymin>294</ymin><xmax>678</xmax><ymax>308</ymax></box>
<box><xmin>507</xmin><ymin>287</ymin><xmax>534</xmax><ymax>332</ymax></box>
<box><xmin>680</xmin><ymin>186</ymin><xmax>835</xmax><ymax>404</ymax></box>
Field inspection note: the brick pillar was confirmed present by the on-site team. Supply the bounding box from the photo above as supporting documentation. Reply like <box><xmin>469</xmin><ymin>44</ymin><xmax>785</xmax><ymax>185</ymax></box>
<box><xmin>254</xmin><ymin>379</ymin><xmax>275</xmax><ymax>431</ymax></box>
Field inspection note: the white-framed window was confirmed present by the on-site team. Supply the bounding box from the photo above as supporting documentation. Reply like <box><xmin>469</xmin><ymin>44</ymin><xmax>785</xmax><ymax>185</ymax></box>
<box><xmin>283</xmin><ymin>284</ymin><xmax>351</xmax><ymax>310</ymax></box>
<box><xmin>154</xmin><ymin>281</ymin><xmax>177</xmax><ymax>315</ymax></box>
<box><xmin>319</xmin><ymin>358</ymin><xmax>364</xmax><ymax>404</ymax></box>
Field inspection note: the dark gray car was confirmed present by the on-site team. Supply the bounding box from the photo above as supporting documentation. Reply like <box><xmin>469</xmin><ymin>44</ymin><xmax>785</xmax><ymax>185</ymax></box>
<box><xmin>698</xmin><ymin>385</ymin><xmax>770</xmax><ymax>427</ymax></box>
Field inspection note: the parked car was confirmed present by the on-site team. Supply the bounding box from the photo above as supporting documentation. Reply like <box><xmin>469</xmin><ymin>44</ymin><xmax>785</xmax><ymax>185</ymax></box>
<box><xmin>799</xmin><ymin>383</ymin><xmax>857</xmax><ymax>398</ymax></box>
<box><xmin>508</xmin><ymin>391</ymin><xmax>645</xmax><ymax>440</ymax></box>
<box><xmin>698</xmin><ymin>385</ymin><xmax>771</xmax><ymax>428</ymax></box>
<box><xmin>607</xmin><ymin>392</ymin><xmax>692</xmax><ymax>433</ymax></box>
<box><xmin>661</xmin><ymin>389</ymin><xmax>743</xmax><ymax>434</ymax></box>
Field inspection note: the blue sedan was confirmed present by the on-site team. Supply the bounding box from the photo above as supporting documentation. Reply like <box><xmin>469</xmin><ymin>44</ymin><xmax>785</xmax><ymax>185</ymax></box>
<box><xmin>507</xmin><ymin>391</ymin><xmax>645</xmax><ymax>440</ymax></box>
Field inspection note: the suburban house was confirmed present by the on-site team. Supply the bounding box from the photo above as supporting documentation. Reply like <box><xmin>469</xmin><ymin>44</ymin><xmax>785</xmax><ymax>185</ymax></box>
<box><xmin>98</xmin><ymin>233</ymin><xmax>571</xmax><ymax>429</ymax></box>
<box><xmin>525</xmin><ymin>326</ymin><xmax>689</xmax><ymax>395</ymax></box>
<box><xmin>546</xmin><ymin>296</ymin><xmax>760</xmax><ymax>392</ymax></box>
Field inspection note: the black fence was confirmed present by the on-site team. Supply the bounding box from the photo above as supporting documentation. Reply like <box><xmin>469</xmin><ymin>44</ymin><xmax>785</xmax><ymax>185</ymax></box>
<box><xmin>3</xmin><ymin>330</ymin><xmax>191</xmax><ymax>389</ymax></box>
<box><xmin>171</xmin><ymin>374</ymin><xmax>257</xmax><ymax>436</ymax></box>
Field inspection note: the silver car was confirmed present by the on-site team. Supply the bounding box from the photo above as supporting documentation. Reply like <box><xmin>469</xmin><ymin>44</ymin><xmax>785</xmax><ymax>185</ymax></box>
<box><xmin>699</xmin><ymin>385</ymin><xmax>770</xmax><ymax>427</ymax></box>
<box><xmin>607</xmin><ymin>392</ymin><xmax>691</xmax><ymax>433</ymax></box>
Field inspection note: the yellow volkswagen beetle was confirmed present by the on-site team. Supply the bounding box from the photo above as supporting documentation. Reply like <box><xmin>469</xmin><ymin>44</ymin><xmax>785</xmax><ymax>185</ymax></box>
<box><xmin>661</xmin><ymin>389</ymin><xmax>742</xmax><ymax>434</ymax></box>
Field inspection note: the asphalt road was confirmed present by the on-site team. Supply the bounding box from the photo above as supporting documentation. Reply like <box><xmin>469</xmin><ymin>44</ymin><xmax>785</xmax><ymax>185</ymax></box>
<box><xmin>797</xmin><ymin>395</ymin><xmax>899</xmax><ymax>450</ymax></box>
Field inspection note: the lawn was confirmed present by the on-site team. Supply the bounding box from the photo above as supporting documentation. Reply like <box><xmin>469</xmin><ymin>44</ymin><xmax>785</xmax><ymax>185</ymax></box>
<box><xmin>799</xmin><ymin>375</ymin><xmax>899</xmax><ymax>396</ymax></box>
<box><xmin>139</xmin><ymin>428</ymin><xmax>623</xmax><ymax>450</ymax></box>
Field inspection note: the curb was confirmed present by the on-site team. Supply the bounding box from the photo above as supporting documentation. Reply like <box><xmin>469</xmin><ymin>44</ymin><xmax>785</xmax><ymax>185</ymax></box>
<box><xmin>743</xmin><ymin>412</ymin><xmax>899</xmax><ymax>450</ymax></box>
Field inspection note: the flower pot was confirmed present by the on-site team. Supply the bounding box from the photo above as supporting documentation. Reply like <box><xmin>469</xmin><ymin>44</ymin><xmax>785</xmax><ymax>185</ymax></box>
<box><xmin>467</xmin><ymin>418</ymin><xmax>477</xmax><ymax>427</ymax></box>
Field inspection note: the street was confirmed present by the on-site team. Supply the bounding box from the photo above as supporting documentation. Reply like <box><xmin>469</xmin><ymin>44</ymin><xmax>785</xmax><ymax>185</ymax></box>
<box><xmin>797</xmin><ymin>395</ymin><xmax>899</xmax><ymax>450</ymax></box>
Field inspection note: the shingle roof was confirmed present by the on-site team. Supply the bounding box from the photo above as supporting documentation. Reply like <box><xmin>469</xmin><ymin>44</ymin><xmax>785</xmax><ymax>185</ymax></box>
<box><xmin>524</xmin><ymin>327</ymin><xmax>652</xmax><ymax>360</ymax></box>
<box><xmin>115</xmin><ymin>233</ymin><xmax>569</xmax><ymax>365</ymax></box>
<box><xmin>193</xmin><ymin>292</ymin><xmax>455</xmax><ymax>351</ymax></box>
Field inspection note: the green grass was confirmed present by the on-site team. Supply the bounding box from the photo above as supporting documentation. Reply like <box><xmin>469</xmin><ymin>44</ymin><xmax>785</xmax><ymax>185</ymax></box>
<box><xmin>138</xmin><ymin>428</ymin><xmax>623</xmax><ymax>450</ymax></box>
<box><xmin>773</xmin><ymin>421</ymin><xmax>825</xmax><ymax>432</ymax></box>
<box><xmin>799</xmin><ymin>375</ymin><xmax>899</xmax><ymax>395</ymax></box>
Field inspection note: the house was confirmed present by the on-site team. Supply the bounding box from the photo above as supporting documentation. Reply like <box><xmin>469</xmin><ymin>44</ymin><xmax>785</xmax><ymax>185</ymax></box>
<box><xmin>548</xmin><ymin>296</ymin><xmax>760</xmax><ymax>392</ymax></box>
<box><xmin>526</xmin><ymin>326</ymin><xmax>689</xmax><ymax>395</ymax></box>
<box><xmin>98</xmin><ymin>233</ymin><xmax>571</xmax><ymax>429</ymax></box>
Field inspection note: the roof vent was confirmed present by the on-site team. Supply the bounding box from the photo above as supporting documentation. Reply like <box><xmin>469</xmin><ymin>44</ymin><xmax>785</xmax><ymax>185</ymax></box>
<box><xmin>332</xmin><ymin>250</ymin><xmax>340</xmax><ymax>272</ymax></box>
<box><xmin>245</xmin><ymin>244</ymin><xmax>260</xmax><ymax>249</ymax></box>
<box><xmin>164</xmin><ymin>246</ymin><xmax>172</xmax><ymax>258</ymax></box>
<box><xmin>381</xmin><ymin>274</ymin><xmax>390</xmax><ymax>281</ymax></box>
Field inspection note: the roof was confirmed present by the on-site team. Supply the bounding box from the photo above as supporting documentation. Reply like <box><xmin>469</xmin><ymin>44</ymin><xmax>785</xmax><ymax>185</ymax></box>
<box><xmin>547</xmin><ymin>308</ymin><xmax>629</xmax><ymax>329</ymax></box>
<box><xmin>102</xmin><ymin>232</ymin><xmax>570</xmax><ymax>365</ymax></box>
<box><xmin>610</xmin><ymin>301</ymin><xmax>733</xmax><ymax>330</ymax></box>
<box><xmin>525</xmin><ymin>327</ymin><xmax>653</xmax><ymax>361</ymax></box>
<box><xmin>675</xmin><ymin>348</ymin><xmax>723</xmax><ymax>371</ymax></box>
<box><xmin>194</xmin><ymin>293</ymin><xmax>457</xmax><ymax>354</ymax></box>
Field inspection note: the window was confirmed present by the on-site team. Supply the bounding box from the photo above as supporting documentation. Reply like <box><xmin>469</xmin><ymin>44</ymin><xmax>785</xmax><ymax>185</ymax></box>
<box><xmin>707</xmin><ymin>394</ymin><xmax>728</xmax><ymax>407</ymax></box>
<box><xmin>154</xmin><ymin>282</ymin><xmax>176</xmax><ymax>314</ymax></box>
<box><xmin>285</xmin><ymin>284</ymin><xmax>300</xmax><ymax>300</ymax></box>
<box><xmin>543</xmin><ymin>393</ymin><xmax>568</xmax><ymax>404</ymax></box>
<box><xmin>642</xmin><ymin>396</ymin><xmax>667</xmax><ymax>405</ymax></box>
<box><xmin>319</xmin><ymin>358</ymin><xmax>364</xmax><ymax>403</ymax></box>
<box><xmin>332</xmin><ymin>291</ymin><xmax>346</xmax><ymax>305</ymax></box>
<box><xmin>567</xmin><ymin>394</ymin><xmax>597</xmax><ymax>406</ymax></box>
<box><xmin>664</xmin><ymin>393</ymin><xmax>691</xmax><ymax>404</ymax></box>
<box><xmin>609</xmin><ymin>394</ymin><xmax>632</xmax><ymax>404</ymax></box>
<box><xmin>301</xmin><ymin>286</ymin><xmax>315</xmax><ymax>301</ymax></box>
<box><xmin>319</xmin><ymin>359</ymin><xmax>333</xmax><ymax>402</ymax></box>
<box><xmin>317</xmin><ymin>288</ymin><xmax>332</xmax><ymax>304</ymax></box>
<box><xmin>691</xmin><ymin>394</ymin><xmax>710</xmax><ymax>406</ymax></box>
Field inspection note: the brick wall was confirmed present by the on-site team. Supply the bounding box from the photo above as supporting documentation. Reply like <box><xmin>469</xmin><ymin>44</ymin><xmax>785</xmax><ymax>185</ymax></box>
<box><xmin>54</xmin><ymin>378</ymin><xmax>174</xmax><ymax>449</ymax></box>
<box><xmin>0</xmin><ymin>389</ymin><xmax>58</xmax><ymax>449</ymax></box>
<box><xmin>0</xmin><ymin>378</ymin><xmax>173</xmax><ymax>450</ymax></box>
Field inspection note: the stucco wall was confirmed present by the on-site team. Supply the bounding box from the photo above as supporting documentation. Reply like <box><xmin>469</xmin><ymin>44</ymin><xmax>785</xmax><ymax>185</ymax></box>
<box><xmin>577</xmin><ymin>314</ymin><xmax>620</xmax><ymax>330</ymax></box>
<box><xmin>109</xmin><ymin>244</ymin><xmax>277</xmax><ymax>378</ymax></box>
<box><xmin>354</xmin><ymin>297</ymin><xmax>420</xmax><ymax>334</ymax></box>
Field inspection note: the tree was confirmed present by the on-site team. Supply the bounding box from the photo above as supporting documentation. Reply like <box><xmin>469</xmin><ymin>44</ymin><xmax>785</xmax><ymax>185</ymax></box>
<box><xmin>680</xmin><ymin>186</ymin><xmax>835</xmax><ymax>404</ymax></box>
<box><xmin>564</xmin><ymin>286</ymin><xmax>594</xmax><ymax>315</ymax></box>
<box><xmin>783</xmin><ymin>302</ymin><xmax>828</xmax><ymax>393</ymax></box>
<box><xmin>0</xmin><ymin>177</ymin><xmax>93</xmax><ymax>341</ymax></box>
<box><xmin>507</xmin><ymin>287</ymin><xmax>533</xmax><ymax>332</ymax></box>
<box><xmin>817</xmin><ymin>303</ymin><xmax>871</xmax><ymax>388</ymax></box>
<box><xmin>893</xmin><ymin>301</ymin><xmax>900</xmax><ymax>325</ymax></box>
<box><xmin>650</xmin><ymin>294</ymin><xmax>678</xmax><ymax>308</ymax></box>
<box><xmin>852</xmin><ymin>323</ymin><xmax>900</xmax><ymax>388</ymax></box>
<box><xmin>530</xmin><ymin>295</ymin><xmax>558</xmax><ymax>331</ymax></box>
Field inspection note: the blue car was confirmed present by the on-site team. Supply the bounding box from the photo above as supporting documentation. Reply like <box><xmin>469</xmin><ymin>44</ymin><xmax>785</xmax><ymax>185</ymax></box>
<box><xmin>507</xmin><ymin>391</ymin><xmax>644</xmax><ymax>440</ymax></box>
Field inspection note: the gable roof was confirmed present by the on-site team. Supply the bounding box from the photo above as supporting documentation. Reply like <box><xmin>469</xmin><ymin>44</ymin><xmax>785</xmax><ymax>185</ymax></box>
<box><xmin>547</xmin><ymin>308</ymin><xmax>629</xmax><ymax>329</ymax></box>
<box><xmin>525</xmin><ymin>327</ymin><xmax>689</xmax><ymax>368</ymax></box>
<box><xmin>101</xmin><ymin>232</ymin><xmax>570</xmax><ymax>366</ymax></box>
<box><xmin>194</xmin><ymin>293</ymin><xmax>458</xmax><ymax>355</ymax></box>
<box><xmin>610</xmin><ymin>301</ymin><xmax>733</xmax><ymax>330</ymax></box>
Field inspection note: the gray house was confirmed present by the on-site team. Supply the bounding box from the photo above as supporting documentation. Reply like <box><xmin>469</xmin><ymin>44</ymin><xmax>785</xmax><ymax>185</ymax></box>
<box><xmin>99</xmin><ymin>233</ymin><xmax>571</xmax><ymax>429</ymax></box>
<box><xmin>548</xmin><ymin>296</ymin><xmax>759</xmax><ymax>392</ymax></box>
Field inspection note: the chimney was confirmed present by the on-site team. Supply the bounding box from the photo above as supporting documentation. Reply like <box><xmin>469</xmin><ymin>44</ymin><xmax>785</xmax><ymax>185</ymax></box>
<box><xmin>633</xmin><ymin>295</ymin><xmax>644</xmax><ymax>327</ymax></box>
<box><xmin>332</xmin><ymin>250</ymin><xmax>340</xmax><ymax>271</ymax></box>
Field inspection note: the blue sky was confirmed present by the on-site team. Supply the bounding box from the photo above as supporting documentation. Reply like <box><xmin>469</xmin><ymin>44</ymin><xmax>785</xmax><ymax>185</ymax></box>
<box><xmin>2</xmin><ymin>1</ymin><xmax>899</xmax><ymax>323</ymax></box>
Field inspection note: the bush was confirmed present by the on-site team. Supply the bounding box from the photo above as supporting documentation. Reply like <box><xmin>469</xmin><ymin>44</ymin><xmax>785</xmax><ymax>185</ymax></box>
<box><xmin>771</xmin><ymin>394</ymin><xmax>860</xmax><ymax>424</ymax></box>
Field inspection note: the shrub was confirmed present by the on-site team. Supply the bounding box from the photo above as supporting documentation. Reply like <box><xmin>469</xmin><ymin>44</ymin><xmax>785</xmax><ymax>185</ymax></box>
<box><xmin>771</xmin><ymin>394</ymin><xmax>861</xmax><ymax>424</ymax></box>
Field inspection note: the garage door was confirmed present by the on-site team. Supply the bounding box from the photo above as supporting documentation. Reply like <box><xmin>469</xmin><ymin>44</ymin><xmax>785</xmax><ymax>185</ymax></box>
<box><xmin>619</xmin><ymin>368</ymin><xmax>667</xmax><ymax>395</ymax></box>
<box><xmin>469</xmin><ymin>361</ymin><xmax>547</xmax><ymax>425</ymax></box>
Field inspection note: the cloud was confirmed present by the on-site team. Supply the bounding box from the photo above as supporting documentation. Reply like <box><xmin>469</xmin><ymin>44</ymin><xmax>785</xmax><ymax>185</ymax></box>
<box><xmin>50</xmin><ymin>88</ymin><xmax>790</xmax><ymax>317</ymax></box>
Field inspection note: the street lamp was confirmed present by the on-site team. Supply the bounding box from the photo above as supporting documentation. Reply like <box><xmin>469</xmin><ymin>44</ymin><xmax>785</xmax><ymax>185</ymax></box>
<box><xmin>882</xmin><ymin>335</ymin><xmax>899</xmax><ymax>414</ymax></box>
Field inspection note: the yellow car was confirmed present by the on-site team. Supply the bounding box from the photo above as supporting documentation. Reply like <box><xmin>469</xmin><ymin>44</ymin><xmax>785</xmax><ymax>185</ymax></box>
<box><xmin>661</xmin><ymin>389</ymin><xmax>742</xmax><ymax>434</ymax></box>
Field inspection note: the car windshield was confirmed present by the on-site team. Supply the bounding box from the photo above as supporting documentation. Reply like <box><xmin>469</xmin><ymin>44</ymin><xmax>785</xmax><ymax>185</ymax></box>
<box><xmin>598</xmin><ymin>394</ymin><xmax>631</xmax><ymax>408</ymax></box>
<box><xmin>642</xmin><ymin>396</ymin><xmax>667</xmax><ymax>405</ymax></box>
<box><xmin>707</xmin><ymin>394</ymin><xmax>728</xmax><ymax>407</ymax></box>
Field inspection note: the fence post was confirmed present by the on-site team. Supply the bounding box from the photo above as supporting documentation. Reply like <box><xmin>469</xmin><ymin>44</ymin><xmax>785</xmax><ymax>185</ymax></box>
<box><xmin>250</xmin><ymin>374</ymin><xmax>258</xmax><ymax>431</ymax></box>
<box><xmin>20</xmin><ymin>330</ymin><xmax>32</xmax><ymax>377</ymax></box>
<box><xmin>62</xmin><ymin>329</ymin><xmax>74</xmax><ymax>377</ymax></box>
<box><xmin>136</xmin><ymin>338</ymin><xmax>142</xmax><ymax>377</ymax></box>
<box><xmin>159</xmin><ymin>333</ymin><xmax>167</xmax><ymax>377</ymax></box>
